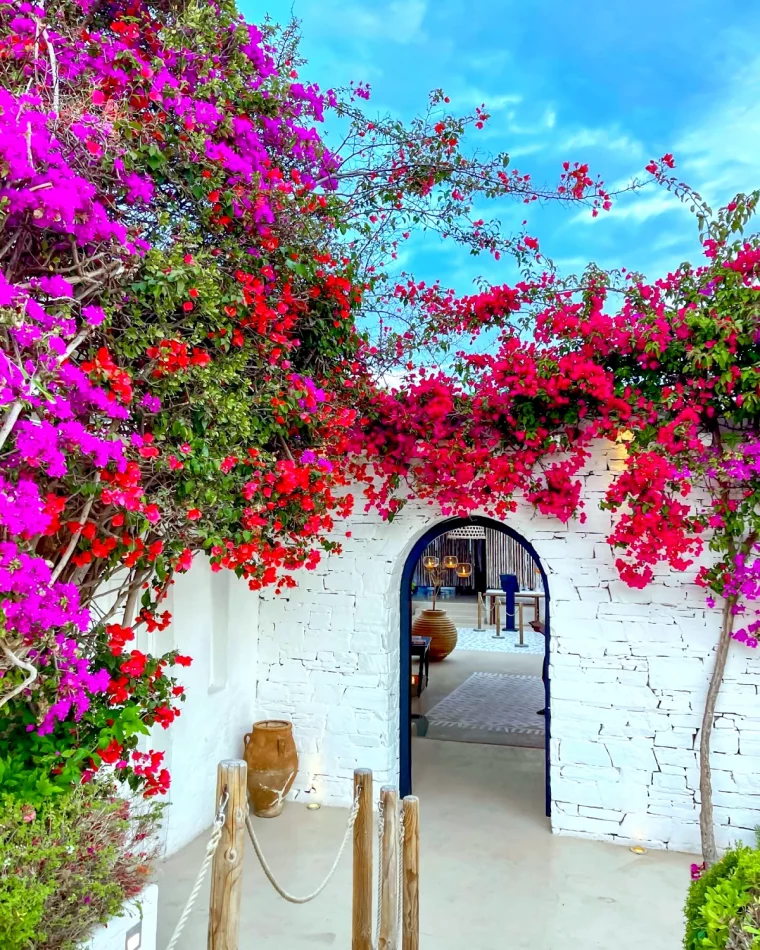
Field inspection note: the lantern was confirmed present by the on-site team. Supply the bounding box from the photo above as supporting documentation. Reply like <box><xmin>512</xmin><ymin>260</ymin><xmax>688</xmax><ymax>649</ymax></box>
<box><xmin>456</xmin><ymin>562</ymin><xmax>472</xmax><ymax>578</ymax></box>
<box><xmin>443</xmin><ymin>555</ymin><xmax>458</xmax><ymax>569</ymax></box>
<box><xmin>422</xmin><ymin>555</ymin><xmax>439</xmax><ymax>570</ymax></box>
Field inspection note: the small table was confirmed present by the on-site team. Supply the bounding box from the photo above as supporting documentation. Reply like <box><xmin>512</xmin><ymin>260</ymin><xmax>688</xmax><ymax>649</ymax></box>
<box><xmin>411</xmin><ymin>636</ymin><xmax>431</xmax><ymax>698</ymax></box>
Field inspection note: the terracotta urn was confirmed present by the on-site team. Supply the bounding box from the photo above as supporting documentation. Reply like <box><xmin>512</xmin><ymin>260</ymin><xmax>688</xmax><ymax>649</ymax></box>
<box><xmin>412</xmin><ymin>608</ymin><xmax>457</xmax><ymax>661</ymax></box>
<box><xmin>244</xmin><ymin>720</ymin><xmax>298</xmax><ymax>818</ymax></box>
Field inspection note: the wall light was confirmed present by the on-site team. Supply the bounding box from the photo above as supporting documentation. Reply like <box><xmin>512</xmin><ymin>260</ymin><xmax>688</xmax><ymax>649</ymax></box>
<box><xmin>630</xmin><ymin>845</ymin><xmax>647</xmax><ymax>855</ymax></box>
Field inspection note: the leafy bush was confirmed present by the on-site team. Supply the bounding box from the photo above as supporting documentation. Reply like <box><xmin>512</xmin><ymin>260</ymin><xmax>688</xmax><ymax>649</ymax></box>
<box><xmin>685</xmin><ymin>837</ymin><xmax>760</xmax><ymax>949</ymax></box>
<box><xmin>0</xmin><ymin>784</ymin><xmax>161</xmax><ymax>950</ymax></box>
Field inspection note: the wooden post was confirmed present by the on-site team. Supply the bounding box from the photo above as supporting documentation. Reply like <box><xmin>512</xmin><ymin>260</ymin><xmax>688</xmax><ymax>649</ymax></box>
<box><xmin>379</xmin><ymin>786</ymin><xmax>399</xmax><ymax>950</ymax></box>
<box><xmin>493</xmin><ymin>598</ymin><xmax>502</xmax><ymax>639</ymax></box>
<box><xmin>402</xmin><ymin>796</ymin><xmax>419</xmax><ymax>950</ymax></box>
<box><xmin>352</xmin><ymin>769</ymin><xmax>373</xmax><ymax>950</ymax></box>
<box><xmin>208</xmin><ymin>759</ymin><xmax>247</xmax><ymax>950</ymax></box>
<box><xmin>517</xmin><ymin>603</ymin><xmax>525</xmax><ymax>646</ymax></box>
<box><xmin>476</xmin><ymin>592</ymin><xmax>484</xmax><ymax>631</ymax></box>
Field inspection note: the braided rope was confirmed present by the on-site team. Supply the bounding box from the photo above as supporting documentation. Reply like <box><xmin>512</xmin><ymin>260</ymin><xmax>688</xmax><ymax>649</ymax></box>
<box><xmin>396</xmin><ymin>808</ymin><xmax>405</xmax><ymax>943</ymax></box>
<box><xmin>245</xmin><ymin>792</ymin><xmax>360</xmax><ymax>904</ymax></box>
<box><xmin>372</xmin><ymin>800</ymin><xmax>406</xmax><ymax>950</ymax></box>
<box><xmin>164</xmin><ymin>789</ymin><xmax>229</xmax><ymax>950</ymax></box>
<box><xmin>373</xmin><ymin>801</ymin><xmax>386</xmax><ymax>949</ymax></box>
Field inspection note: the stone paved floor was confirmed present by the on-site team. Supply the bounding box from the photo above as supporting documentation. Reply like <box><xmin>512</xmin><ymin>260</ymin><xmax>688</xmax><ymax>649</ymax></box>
<box><xmin>157</xmin><ymin>738</ymin><xmax>692</xmax><ymax>949</ymax></box>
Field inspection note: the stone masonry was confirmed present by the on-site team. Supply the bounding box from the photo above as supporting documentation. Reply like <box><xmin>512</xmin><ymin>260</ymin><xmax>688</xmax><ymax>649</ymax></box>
<box><xmin>237</xmin><ymin>440</ymin><xmax>760</xmax><ymax>852</ymax></box>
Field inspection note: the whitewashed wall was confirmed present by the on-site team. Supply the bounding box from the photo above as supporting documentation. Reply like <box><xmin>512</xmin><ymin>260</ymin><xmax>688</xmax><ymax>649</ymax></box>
<box><xmin>147</xmin><ymin>560</ymin><xmax>259</xmax><ymax>855</ymax></box>
<box><xmin>254</xmin><ymin>440</ymin><xmax>760</xmax><ymax>854</ymax></box>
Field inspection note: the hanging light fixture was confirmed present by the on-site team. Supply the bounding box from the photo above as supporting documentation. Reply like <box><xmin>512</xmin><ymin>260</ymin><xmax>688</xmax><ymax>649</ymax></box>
<box><xmin>443</xmin><ymin>555</ymin><xmax>458</xmax><ymax>569</ymax></box>
<box><xmin>456</xmin><ymin>562</ymin><xmax>472</xmax><ymax>578</ymax></box>
<box><xmin>422</xmin><ymin>555</ymin><xmax>439</xmax><ymax>570</ymax></box>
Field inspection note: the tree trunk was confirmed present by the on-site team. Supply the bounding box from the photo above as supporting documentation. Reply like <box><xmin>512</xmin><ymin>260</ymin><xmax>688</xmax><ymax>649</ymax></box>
<box><xmin>699</xmin><ymin>597</ymin><xmax>736</xmax><ymax>866</ymax></box>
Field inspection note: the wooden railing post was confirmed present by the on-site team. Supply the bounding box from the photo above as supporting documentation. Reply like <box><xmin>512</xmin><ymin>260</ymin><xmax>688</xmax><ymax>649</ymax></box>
<box><xmin>516</xmin><ymin>602</ymin><xmax>526</xmax><ymax>647</ymax></box>
<box><xmin>402</xmin><ymin>795</ymin><xmax>419</xmax><ymax>950</ymax></box>
<box><xmin>208</xmin><ymin>759</ymin><xmax>247</xmax><ymax>950</ymax></box>
<box><xmin>476</xmin><ymin>592</ymin><xmax>484</xmax><ymax>631</ymax></box>
<box><xmin>352</xmin><ymin>768</ymin><xmax>373</xmax><ymax>950</ymax></box>
<box><xmin>379</xmin><ymin>786</ymin><xmax>399</xmax><ymax>950</ymax></box>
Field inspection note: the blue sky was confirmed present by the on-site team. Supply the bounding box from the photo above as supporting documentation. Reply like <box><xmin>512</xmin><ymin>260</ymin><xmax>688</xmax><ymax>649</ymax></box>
<box><xmin>241</xmin><ymin>0</ymin><xmax>760</xmax><ymax>295</ymax></box>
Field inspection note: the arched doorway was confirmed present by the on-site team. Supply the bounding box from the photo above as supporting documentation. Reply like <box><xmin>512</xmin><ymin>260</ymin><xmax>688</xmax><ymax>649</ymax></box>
<box><xmin>399</xmin><ymin>515</ymin><xmax>552</xmax><ymax>816</ymax></box>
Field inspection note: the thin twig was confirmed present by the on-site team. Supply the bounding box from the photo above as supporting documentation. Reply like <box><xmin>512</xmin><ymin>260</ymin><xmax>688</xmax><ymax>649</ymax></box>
<box><xmin>0</xmin><ymin>640</ymin><xmax>38</xmax><ymax>709</ymax></box>
<box><xmin>50</xmin><ymin>478</ymin><xmax>100</xmax><ymax>584</ymax></box>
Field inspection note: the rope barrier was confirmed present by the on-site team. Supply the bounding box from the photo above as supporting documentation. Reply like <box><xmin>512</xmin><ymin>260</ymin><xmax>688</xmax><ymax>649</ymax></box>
<box><xmin>372</xmin><ymin>801</ymin><xmax>406</xmax><ymax>950</ymax></box>
<box><xmin>373</xmin><ymin>801</ymin><xmax>385</xmax><ymax>949</ymax></box>
<box><xmin>163</xmin><ymin>788</ymin><xmax>229</xmax><ymax>950</ymax></box>
<box><xmin>244</xmin><ymin>792</ymin><xmax>360</xmax><ymax>904</ymax></box>
<box><xmin>168</xmin><ymin>768</ymin><xmax>411</xmax><ymax>949</ymax></box>
<box><xmin>396</xmin><ymin>808</ymin><xmax>405</xmax><ymax>944</ymax></box>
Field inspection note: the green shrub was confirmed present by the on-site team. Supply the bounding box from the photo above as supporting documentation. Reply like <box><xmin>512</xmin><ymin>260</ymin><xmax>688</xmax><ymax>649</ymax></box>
<box><xmin>0</xmin><ymin>784</ymin><xmax>161</xmax><ymax>950</ymax></box>
<box><xmin>685</xmin><ymin>836</ymin><xmax>760</xmax><ymax>950</ymax></box>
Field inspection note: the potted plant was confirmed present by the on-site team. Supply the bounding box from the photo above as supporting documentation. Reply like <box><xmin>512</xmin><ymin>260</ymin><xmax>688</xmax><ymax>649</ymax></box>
<box><xmin>0</xmin><ymin>782</ymin><xmax>162</xmax><ymax>950</ymax></box>
<box><xmin>412</xmin><ymin>555</ymin><xmax>471</xmax><ymax>660</ymax></box>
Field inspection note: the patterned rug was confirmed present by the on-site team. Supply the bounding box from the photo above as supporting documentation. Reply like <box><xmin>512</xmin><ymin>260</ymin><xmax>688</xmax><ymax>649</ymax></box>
<box><xmin>455</xmin><ymin>626</ymin><xmax>545</xmax><ymax>655</ymax></box>
<box><xmin>423</xmin><ymin>672</ymin><xmax>546</xmax><ymax>748</ymax></box>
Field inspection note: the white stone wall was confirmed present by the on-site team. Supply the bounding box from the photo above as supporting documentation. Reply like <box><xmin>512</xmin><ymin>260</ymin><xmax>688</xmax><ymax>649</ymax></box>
<box><xmin>255</xmin><ymin>441</ymin><xmax>760</xmax><ymax>854</ymax></box>
<box><xmin>145</xmin><ymin>559</ymin><xmax>259</xmax><ymax>855</ymax></box>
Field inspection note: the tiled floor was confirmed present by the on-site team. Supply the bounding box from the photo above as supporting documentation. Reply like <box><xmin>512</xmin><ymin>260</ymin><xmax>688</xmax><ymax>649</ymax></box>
<box><xmin>456</xmin><ymin>625</ymin><xmax>546</xmax><ymax>653</ymax></box>
<box><xmin>157</xmin><ymin>738</ymin><xmax>692</xmax><ymax>949</ymax></box>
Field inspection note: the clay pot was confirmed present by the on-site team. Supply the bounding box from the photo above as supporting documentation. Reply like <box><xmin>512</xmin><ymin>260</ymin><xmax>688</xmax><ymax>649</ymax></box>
<box><xmin>244</xmin><ymin>720</ymin><xmax>298</xmax><ymax>818</ymax></box>
<box><xmin>412</xmin><ymin>608</ymin><xmax>458</xmax><ymax>661</ymax></box>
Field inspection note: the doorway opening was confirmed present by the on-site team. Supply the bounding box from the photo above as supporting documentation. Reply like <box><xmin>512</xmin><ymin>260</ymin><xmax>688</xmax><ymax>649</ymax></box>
<box><xmin>399</xmin><ymin>516</ymin><xmax>552</xmax><ymax>816</ymax></box>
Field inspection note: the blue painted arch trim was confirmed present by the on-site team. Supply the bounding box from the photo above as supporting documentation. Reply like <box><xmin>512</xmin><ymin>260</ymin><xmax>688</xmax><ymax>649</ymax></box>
<box><xmin>399</xmin><ymin>515</ymin><xmax>552</xmax><ymax>817</ymax></box>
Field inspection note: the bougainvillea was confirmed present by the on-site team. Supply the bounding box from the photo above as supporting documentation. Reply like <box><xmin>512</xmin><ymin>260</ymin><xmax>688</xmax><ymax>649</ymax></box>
<box><xmin>4</xmin><ymin>0</ymin><xmax>754</xmax><ymax>875</ymax></box>
<box><xmin>0</xmin><ymin>0</ymin><xmax>620</xmax><ymax>803</ymax></box>
<box><xmin>354</xmin><ymin>182</ymin><xmax>760</xmax><ymax>865</ymax></box>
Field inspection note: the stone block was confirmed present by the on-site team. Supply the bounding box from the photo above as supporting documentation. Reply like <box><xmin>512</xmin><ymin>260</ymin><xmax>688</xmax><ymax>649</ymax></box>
<box><xmin>268</xmin><ymin>660</ymin><xmax>310</xmax><ymax>684</ymax></box>
<box><xmin>551</xmin><ymin>778</ymin><xmax>604</xmax><ymax>808</ymax></box>
<box><xmin>343</xmin><ymin>687</ymin><xmax>387</xmax><ymax>713</ymax></box>
<box><xmin>578</xmin><ymin>805</ymin><xmax>624</xmax><ymax>822</ymax></box>
<box><xmin>619</xmin><ymin>813</ymin><xmax>679</xmax><ymax>845</ymax></box>
<box><xmin>603</xmin><ymin>738</ymin><xmax>659</xmax><ymax>771</ymax></box>
<box><xmin>717</xmin><ymin>683</ymin><xmax>759</xmax><ymax>713</ymax></box>
<box><xmin>653</xmin><ymin>729</ymin><xmax>696</xmax><ymax>750</ymax></box>
<box><xmin>558</xmin><ymin>739</ymin><xmax>612</xmax><ymax>767</ymax></box>
<box><xmin>711</xmin><ymin>730</ymin><xmax>739</xmax><ymax>755</ymax></box>
<box><xmin>578</xmin><ymin>587</ymin><xmax>612</xmax><ymax>602</ymax></box>
<box><xmin>648</xmin><ymin>656</ymin><xmax>706</xmax><ymax>691</ymax></box>
<box><xmin>653</xmin><ymin>771</ymin><xmax>687</xmax><ymax>792</ymax></box>
<box><xmin>654</xmin><ymin>746</ymin><xmax>699</xmax><ymax>770</ymax></box>
<box><xmin>550</xmin><ymin>718</ymin><xmax>603</xmax><ymax>740</ymax></box>
<box><xmin>551</xmin><ymin>813</ymin><xmax>620</xmax><ymax>838</ymax></box>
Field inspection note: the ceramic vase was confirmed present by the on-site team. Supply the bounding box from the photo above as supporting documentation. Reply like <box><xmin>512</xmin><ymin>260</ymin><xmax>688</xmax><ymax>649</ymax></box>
<box><xmin>412</xmin><ymin>608</ymin><xmax>458</xmax><ymax>661</ymax></box>
<box><xmin>244</xmin><ymin>720</ymin><xmax>298</xmax><ymax>818</ymax></box>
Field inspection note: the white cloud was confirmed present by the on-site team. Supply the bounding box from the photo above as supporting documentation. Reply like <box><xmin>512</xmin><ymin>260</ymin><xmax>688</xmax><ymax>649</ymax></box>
<box><xmin>570</xmin><ymin>190</ymin><xmax>688</xmax><ymax>227</ymax></box>
<box><xmin>508</xmin><ymin>143</ymin><xmax>545</xmax><ymax>158</ymax></box>
<box><xmin>675</xmin><ymin>53</ymin><xmax>760</xmax><ymax>203</ymax></box>
<box><xmin>445</xmin><ymin>83</ymin><xmax>522</xmax><ymax>113</ymax></box>
<box><xmin>320</xmin><ymin>0</ymin><xmax>429</xmax><ymax>44</ymax></box>
<box><xmin>559</xmin><ymin>127</ymin><xmax>644</xmax><ymax>158</ymax></box>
